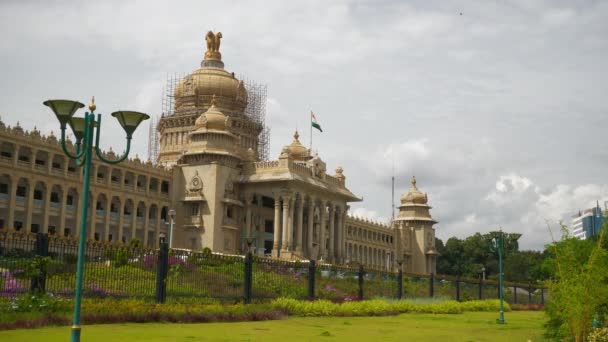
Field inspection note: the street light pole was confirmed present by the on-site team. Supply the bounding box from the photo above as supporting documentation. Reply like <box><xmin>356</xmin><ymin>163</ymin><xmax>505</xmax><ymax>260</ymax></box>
<box><xmin>493</xmin><ymin>228</ymin><xmax>506</xmax><ymax>324</ymax></box>
<box><xmin>44</xmin><ymin>97</ymin><xmax>149</xmax><ymax>342</ymax></box>
<box><xmin>168</xmin><ymin>209</ymin><xmax>176</xmax><ymax>249</ymax></box>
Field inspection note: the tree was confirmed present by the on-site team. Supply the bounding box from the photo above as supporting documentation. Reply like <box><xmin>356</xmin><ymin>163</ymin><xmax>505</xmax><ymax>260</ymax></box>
<box><xmin>544</xmin><ymin>223</ymin><xmax>608</xmax><ymax>341</ymax></box>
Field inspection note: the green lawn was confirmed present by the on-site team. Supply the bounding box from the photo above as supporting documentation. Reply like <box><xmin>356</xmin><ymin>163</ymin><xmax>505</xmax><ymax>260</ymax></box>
<box><xmin>0</xmin><ymin>311</ymin><xmax>546</xmax><ymax>341</ymax></box>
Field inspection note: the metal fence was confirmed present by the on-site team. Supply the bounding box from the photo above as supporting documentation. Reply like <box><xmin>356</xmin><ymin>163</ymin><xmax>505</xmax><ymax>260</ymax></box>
<box><xmin>0</xmin><ymin>231</ymin><xmax>547</xmax><ymax>304</ymax></box>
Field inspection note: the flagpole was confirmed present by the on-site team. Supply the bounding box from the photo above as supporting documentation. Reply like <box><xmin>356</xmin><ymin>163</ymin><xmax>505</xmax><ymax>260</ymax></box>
<box><xmin>310</xmin><ymin>110</ymin><xmax>313</xmax><ymax>152</ymax></box>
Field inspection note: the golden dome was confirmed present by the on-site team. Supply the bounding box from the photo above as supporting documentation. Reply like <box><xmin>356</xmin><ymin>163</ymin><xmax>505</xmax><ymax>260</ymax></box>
<box><xmin>174</xmin><ymin>32</ymin><xmax>247</xmax><ymax>112</ymax></box>
<box><xmin>400</xmin><ymin>176</ymin><xmax>428</xmax><ymax>205</ymax></box>
<box><xmin>284</xmin><ymin>131</ymin><xmax>309</xmax><ymax>160</ymax></box>
<box><xmin>194</xmin><ymin>95</ymin><xmax>228</xmax><ymax>130</ymax></box>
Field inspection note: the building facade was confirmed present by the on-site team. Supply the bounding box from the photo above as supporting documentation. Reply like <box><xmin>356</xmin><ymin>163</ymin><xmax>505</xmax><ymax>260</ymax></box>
<box><xmin>0</xmin><ymin>122</ymin><xmax>173</xmax><ymax>247</ymax></box>
<box><xmin>571</xmin><ymin>203</ymin><xmax>605</xmax><ymax>240</ymax></box>
<box><xmin>0</xmin><ymin>32</ymin><xmax>437</xmax><ymax>273</ymax></box>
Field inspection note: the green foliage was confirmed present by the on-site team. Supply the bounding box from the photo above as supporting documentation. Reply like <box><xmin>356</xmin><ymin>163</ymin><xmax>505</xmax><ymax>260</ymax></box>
<box><xmin>436</xmin><ymin>232</ymin><xmax>526</xmax><ymax>280</ymax></box>
<box><xmin>588</xmin><ymin>328</ymin><xmax>608</xmax><ymax>342</ymax></box>
<box><xmin>544</xmin><ymin>223</ymin><xmax>608</xmax><ymax>341</ymax></box>
<box><xmin>0</xmin><ymin>293</ymin><xmax>70</xmax><ymax>314</ymax></box>
<box><xmin>270</xmin><ymin>298</ymin><xmax>507</xmax><ymax>317</ymax></box>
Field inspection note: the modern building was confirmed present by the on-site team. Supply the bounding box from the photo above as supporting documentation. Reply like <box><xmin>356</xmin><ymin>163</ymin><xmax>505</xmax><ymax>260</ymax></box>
<box><xmin>571</xmin><ymin>203</ymin><xmax>604</xmax><ymax>240</ymax></box>
<box><xmin>0</xmin><ymin>32</ymin><xmax>437</xmax><ymax>274</ymax></box>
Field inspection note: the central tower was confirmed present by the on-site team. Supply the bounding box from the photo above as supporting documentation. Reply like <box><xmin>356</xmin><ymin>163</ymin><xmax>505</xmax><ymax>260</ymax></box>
<box><xmin>157</xmin><ymin>31</ymin><xmax>263</xmax><ymax>167</ymax></box>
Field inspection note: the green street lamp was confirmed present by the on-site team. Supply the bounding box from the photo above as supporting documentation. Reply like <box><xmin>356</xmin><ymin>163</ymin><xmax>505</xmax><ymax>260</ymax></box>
<box><xmin>43</xmin><ymin>97</ymin><xmax>149</xmax><ymax>342</ymax></box>
<box><xmin>491</xmin><ymin>228</ymin><xmax>506</xmax><ymax>324</ymax></box>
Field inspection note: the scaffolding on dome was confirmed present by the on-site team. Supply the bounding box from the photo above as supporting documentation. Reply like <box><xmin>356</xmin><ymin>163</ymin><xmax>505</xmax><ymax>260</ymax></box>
<box><xmin>149</xmin><ymin>73</ymin><xmax>270</xmax><ymax>162</ymax></box>
<box><xmin>147</xmin><ymin>73</ymin><xmax>182</xmax><ymax>164</ymax></box>
<box><xmin>147</xmin><ymin>115</ymin><xmax>159</xmax><ymax>164</ymax></box>
<box><xmin>161</xmin><ymin>73</ymin><xmax>183</xmax><ymax>117</ymax></box>
<box><xmin>242</xmin><ymin>79</ymin><xmax>269</xmax><ymax>161</ymax></box>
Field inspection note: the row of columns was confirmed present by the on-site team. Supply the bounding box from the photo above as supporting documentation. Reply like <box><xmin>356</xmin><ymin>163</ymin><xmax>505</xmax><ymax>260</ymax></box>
<box><xmin>347</xmin><ymin>243</ymin><xmax>393</xmax><ymax>270</ymax></box>
<box><xmin>267</xmin><ymin>192</ymin><xmax>346</xmax><ymax>263</ymax></box>
<box><xmin>1</xmin><ymin>175</ymin><xmax>169</xmax><ymax>247</ymax></box>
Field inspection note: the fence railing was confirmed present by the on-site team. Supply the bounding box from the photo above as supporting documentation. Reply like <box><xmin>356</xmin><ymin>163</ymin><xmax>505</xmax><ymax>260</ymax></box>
<box><xmin>0</xmin><ymin>232</ymin><xmax>548</xmax><ymax>304</ymax></box>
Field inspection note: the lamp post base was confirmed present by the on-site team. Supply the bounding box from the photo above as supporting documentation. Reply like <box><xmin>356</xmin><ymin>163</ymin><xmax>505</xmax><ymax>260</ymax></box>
<box><xmin>71</xmin><ymin>325</ymin><xmax>81</xmax><ymax>342</ymax></box>
<box><xmin>496</xmin><ymin>312</ymin><xmax>506</xmax><ymax>324</ymax></box>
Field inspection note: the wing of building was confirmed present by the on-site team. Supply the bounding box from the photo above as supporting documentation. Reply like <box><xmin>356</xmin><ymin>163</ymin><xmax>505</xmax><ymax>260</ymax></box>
<box><xmin>0</xmin><ymin>32</ymin><xmax>437</xmax><ymax>274</ymax></box>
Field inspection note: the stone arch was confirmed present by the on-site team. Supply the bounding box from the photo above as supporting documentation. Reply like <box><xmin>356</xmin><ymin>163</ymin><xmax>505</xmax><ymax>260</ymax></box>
<box><xmin>123</xmin><ymin>198</ymin><xmax>134</xmax><ymax>217</ymax></box>
<box><xmin>160</xmin><ymin>206</ymin><xmax>168</xmax><ymax>222</ymax></box>
<box><xmin>95</xmin><ymin>193</ymin><xmax>108</xmax><ymax>211</ymax></box>
<box><xmin>136</xmin><ymin>200</ymin><xmax>146</xmax><ymax>219</ymax></box>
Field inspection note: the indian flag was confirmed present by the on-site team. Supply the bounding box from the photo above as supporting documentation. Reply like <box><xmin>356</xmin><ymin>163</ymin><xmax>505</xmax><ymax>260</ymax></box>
<box><xmin>311</xmin><ymin>112</ymin><xmax>322</xmax><ymax>132</ymax></box>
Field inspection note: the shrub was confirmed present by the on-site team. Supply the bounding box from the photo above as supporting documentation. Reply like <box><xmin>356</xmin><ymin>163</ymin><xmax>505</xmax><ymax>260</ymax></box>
<box><xmin>588</xmin><ymin>328</ymin><xmax>608</xmax><ymax>342</ymax></box>
<box><xmin>270</xmin><ymin>298</ymin><xmax>504</xmax><ymax>317</ymax></box>
<box><xmin>1</xmin><ymin>293</ymin><xmax>70</xmax><ymax>314</ymax></box>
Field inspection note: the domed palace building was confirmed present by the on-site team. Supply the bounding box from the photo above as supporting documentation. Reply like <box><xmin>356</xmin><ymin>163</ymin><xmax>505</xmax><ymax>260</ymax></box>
<box><xmin>0</xmin><ymin>32</ymin><xmax>436</xmax><ymax>274</ymax></box>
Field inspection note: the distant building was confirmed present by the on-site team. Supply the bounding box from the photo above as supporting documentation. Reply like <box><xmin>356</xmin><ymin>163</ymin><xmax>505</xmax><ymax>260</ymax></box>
<box><xmin>571</xmin><ymin>203</ymin><xmax>604</xmax><ymax>239</ymax></box>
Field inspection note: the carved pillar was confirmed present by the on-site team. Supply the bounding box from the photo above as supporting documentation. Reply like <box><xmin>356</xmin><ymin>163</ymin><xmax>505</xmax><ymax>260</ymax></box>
<box><xmin>335</xmin><ymin>206</ymin><xmax>343</xmax><ymax>263</ymax></box>
<box><xmin>24</xmin><ymin>181</ymin><xmax>35</xmax><ymax>233</ymax></box>
<box><xmin>118</xmin><ymin>199</ymin><xmax>125</xmax><ymax>244</ymax></box>
<box><xmin>130</xmin><ymin>201</ymin><xmax>138</xmax><ymax>240</ymax></box>
<box><xmin>58</xmin><ymin>189</ymin><xmax>67</xmax><ymax>236</ymax></box>
<box><xmin>30</xmin><ymin>149</ymin><xmax>37</xmax><ymax>171</ymax></box>
<box><xmin>7</xmin><ymin>176</ymin><xmax>15</xmax><ymax>231</ymax></box>
<box><xmin>104</xmin><ymin>197</ymin><xmax>111</xmax><ymax>241</ymax></box>
<box><xmin>306</xmin><ymin>197</ymin><xmax>314</xmax><ymax>258</ymax></box>
<box><xmin>295</xmin><ymin>195</ymin><xmax>304</xmax><ymax>254</ymax></box>
<box><xmin>142</xmin><ymin>205</ymin><xmax>150</xmax><ymax>246</ymax></box>
<box><xmin>47</xmin><ymin>153</ymin><xmax>54</xmax><ymax>173</ymax></box>
<box><xmin>155</xmin><ymin>205</ymin><xmax>161</xmax><ymax>248</ymax></box>
<box><xmin>319</xmin><ymin>203</ymin><xmax>326</xmax><ymax>260</ymax></box>
<box><xmin>245</xmin><ymin>193</ymin><xmax>253</xmax><ymax>241</ymax></box>
<box><xmin>42</xmin><ymin>185</ymin><xmax>52</xmax><ymax>233</ymax></box>
<box><xmin>328</xmin><ymin>204</ymin><xmax>335</xmax><ymax>263</ymax></box>
<box><xmin>287</xmin><ymin>196</ymin><xmax>295</xmax><ymax>250</ymax></box>
<box><xmin>256</xmin><ymin>194</ymin><xmax>264</xmax><ymax>249</ymax></box>
<box><xmin>272</xmin><ymin>193</ymin><xmax>281</xmax><ymax>257</ymax></box>
<box><xmin>281</xmin><ymin>194</ymin><xmax>290</xmax><ymax>252</ymax></box>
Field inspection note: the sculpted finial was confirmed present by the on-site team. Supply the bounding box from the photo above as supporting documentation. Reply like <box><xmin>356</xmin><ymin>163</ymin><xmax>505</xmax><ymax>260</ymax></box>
<box><xmin>205</xmin><ymin>31</ymin><xmax>223</xmax><ymax>60</ymax></box>
<box><xmin>294</xmin><ymin>130</ymin><xmax>300</xmax><ymax>141</ymax></box>
<box><xmin>411</xmin><ymin>175</ymin><xmax>417</xmax><ymax>189</ymax></box>
<box><xmin>89</xmin><ymin>96</ymin><xmax>96</xmax><ymax>111</ymax></box>
<box><xmin>211</xmin><ymin>94</ymin><xmax>217</xmax><ymax>107</ymax></box>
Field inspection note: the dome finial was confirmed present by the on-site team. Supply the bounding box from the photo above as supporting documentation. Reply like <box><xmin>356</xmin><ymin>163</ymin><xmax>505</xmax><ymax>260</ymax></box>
<box><xmin>204</xmin><ymin>31</ymin><xmax>223</xmax><ymax>60</ymax></box>
<box><xmin>211</xmin><ymin>94</ymin><xmax>217</xmax><ymax>107</ymax></box>
<box><xmin>411</xmin><ymin>175</ymin><xmax>417</xmax><ymax>188</ymax></box>
<box><xmin>294</xmin><ymin>130</ymin><xmax>300</xmax><ymax>141</ymax></box>
<box><xmin>89</xmin><ymin>96</ymin><xmax>96</xmax><ymax>111</ymax></box>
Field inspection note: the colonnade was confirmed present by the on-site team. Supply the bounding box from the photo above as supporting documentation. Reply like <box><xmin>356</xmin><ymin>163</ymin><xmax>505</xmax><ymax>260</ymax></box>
<box><xmin>252</xmin><ymin>192</ymin><xmax>347</xmax><ymax>263</ymax></box>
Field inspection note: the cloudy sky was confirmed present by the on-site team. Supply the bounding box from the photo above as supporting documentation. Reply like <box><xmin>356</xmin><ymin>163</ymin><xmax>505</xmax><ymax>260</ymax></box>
<box><xmin>1</xmin><ymin>0</ymin><xmax>607</xmax><ymax>249</ymax></box>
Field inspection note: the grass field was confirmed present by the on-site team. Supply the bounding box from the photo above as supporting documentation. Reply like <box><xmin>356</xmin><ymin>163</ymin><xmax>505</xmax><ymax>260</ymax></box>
<box><xmin>0</xmin><ymin>311</ymin><xmax>546</xmax><ymax>341</ymax></box>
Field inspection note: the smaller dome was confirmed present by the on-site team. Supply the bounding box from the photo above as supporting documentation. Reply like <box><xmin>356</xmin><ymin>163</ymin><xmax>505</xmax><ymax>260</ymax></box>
<box><xmin>400</xmin><ymin>176</ymin><xmax>428</xmax><ymax>205</ymax></box>
<box><xmin>195</xmin><ymin>95</ymin><xmax>228</xmax><ymax>130</ymax></box>
<box><xmin>283</xmin><ymin>131</ymin><xmax>309</xmax><ymax>160</ymax></box>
